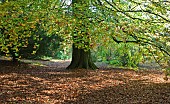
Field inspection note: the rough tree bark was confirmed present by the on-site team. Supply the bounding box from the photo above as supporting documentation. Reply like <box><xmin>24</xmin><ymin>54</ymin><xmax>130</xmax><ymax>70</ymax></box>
<box><xmin>66</xmin><ymin>44</ymin><xmax>98</xmax><ymax>70</ymax></box>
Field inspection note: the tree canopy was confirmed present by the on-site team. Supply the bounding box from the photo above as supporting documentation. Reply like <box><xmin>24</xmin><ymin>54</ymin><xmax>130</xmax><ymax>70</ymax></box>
<box><xmin>0</xmin><ymin>0</ymin><xmax>170</xmax><ymax>68</ymax></box>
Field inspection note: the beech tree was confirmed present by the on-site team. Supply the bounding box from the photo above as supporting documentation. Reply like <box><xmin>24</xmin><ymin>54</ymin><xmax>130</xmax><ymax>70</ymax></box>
<box><xmin>66</xmin><ymin>0</ymin><xmax>98</xmax><ymax>69</ymax></box>
<box><xmin>65</xmin><ymin>0</ymin><xmax>170</xmax><ymax>69</ymax></box>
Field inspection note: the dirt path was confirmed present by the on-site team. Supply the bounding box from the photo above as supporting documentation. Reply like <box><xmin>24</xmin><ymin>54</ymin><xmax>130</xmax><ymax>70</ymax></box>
<box><xmin>0</xmin><ymin>59</ymin><xmax>170</xmax><ymax>104</ymax></box>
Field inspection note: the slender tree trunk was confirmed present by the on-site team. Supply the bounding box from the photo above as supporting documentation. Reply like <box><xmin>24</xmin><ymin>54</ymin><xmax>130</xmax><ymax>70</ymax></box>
<box><xmin>10</xmin><ymin>50</ymin><xmax>18</xmax><ymax>62</ymax></box>
<box><xmin>66</xmin><ymin>44</ymin><xmax>98</xmax><ymax>70</ymax></box>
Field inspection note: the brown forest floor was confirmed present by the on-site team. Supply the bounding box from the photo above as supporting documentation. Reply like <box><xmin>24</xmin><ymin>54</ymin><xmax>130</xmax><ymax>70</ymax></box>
<box><xmin>0</xmin><ymin>59</ymin><xmax>170</xmax><ymax>104</ymax></box>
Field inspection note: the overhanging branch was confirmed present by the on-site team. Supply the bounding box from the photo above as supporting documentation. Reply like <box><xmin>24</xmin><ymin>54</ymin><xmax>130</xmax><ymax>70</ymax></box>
<box><xmin>103</xmin><ymin>0</ymin><xmax>170</xmax><ymax>22</ymax></box>
<box><xmin>111</xmin><ymin>34</ymin><xmax>170</xmax><ymax>56</ymax></box>
<box><xmin>111</xmin><ymin>36</ymin><xmax>138</xmax><ymax>44</ymax></box>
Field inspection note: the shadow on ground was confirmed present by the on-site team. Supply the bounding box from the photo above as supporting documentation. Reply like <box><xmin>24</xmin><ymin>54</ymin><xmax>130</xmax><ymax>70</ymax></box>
<box><xmin>0</xmin><ymin>60</ymin><xmax>170</xmax><ymax>104</ymax></box>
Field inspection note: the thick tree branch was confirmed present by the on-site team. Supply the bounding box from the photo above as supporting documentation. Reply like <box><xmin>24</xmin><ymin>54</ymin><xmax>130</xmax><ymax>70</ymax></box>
<box><xmin>111</xmin><ymin>34</ymin><xmax>170</xmax><ymax>57</ymax></box>
<box><xmin>111</xmin><ymin>36</ymin><xmax>138</xmax><ymax>44</ymax></box>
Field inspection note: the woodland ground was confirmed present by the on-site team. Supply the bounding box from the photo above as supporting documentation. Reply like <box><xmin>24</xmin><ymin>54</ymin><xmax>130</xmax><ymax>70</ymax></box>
<box><xmin>0</xmin><ymin>59</ymin><xmax>170</xmax><ymax>104</ymax></box>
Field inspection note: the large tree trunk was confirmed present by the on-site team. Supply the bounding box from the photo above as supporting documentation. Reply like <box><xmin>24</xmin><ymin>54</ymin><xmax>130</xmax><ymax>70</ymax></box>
<box><xmin>67</xmin><ymin>0</ymin><xmax>97</xmax><ymax>70</ymax></box>
<box><xmin>66</xmin><ymin>44</ymin><xmax>98</xmax><ymax>70</ymax></box>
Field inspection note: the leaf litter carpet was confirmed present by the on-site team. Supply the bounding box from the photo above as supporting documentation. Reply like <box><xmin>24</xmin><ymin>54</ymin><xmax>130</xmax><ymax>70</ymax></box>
<box><xmin>0</xmin><ymin>60</ymin><xmax>170</xmax><ymax>104</ymax></box>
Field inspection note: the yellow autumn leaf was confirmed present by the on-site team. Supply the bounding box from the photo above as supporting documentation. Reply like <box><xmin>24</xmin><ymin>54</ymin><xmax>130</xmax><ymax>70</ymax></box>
<box><xmin>31</xmin><ymin>51</ymin><xmax>36</xmax><ymax>55</ymax></box>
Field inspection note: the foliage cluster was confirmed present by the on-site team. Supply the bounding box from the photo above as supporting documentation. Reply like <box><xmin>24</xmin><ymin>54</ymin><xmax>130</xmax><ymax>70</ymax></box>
<box><xmin>0</xmin><ymin>0</ymin><xmax>67</xmax><ymax>60</ymax></box>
